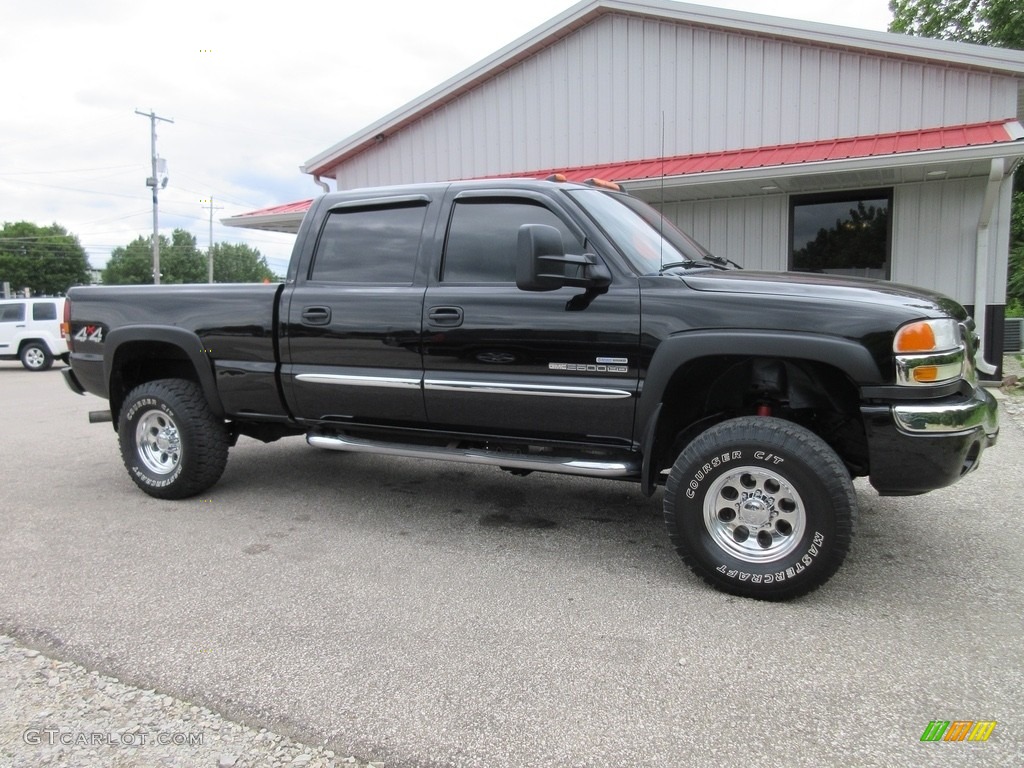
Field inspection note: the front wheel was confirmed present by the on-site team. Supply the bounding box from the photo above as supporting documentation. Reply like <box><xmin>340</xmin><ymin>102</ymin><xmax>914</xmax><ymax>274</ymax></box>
<box><xmin>664</xmin><ymin>417</ymin><xmax>856</xmax><ymax>600</ymax></box>
<box><xmin>118</xmin><ymin>379</ymin><xmax>229</xmax><ymax>499</ymax></box>
<box><xmin>20</xmin><ymin>342</ymin><xmax>53</xmax><ymax>371</ymax></box>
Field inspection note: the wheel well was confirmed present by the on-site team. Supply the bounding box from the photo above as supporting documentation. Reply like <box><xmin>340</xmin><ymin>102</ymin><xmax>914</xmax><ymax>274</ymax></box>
<box><xmin>109</xmin><ymin>341</ymin><xmax>201</xmax><ymax>421</ymax></box>
<box><xmin>18</xmin><ymin>338</ymin><xmax>47</xmax><ymax>352</ymax></box>
<box><xmin>650</xmin><ymin>356</ymin><xmax>868</xmax><ymax>483</ymax></box>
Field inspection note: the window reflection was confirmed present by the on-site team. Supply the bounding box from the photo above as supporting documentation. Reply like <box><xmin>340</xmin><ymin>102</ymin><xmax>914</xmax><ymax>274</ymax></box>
<box><xmin>791</xmin><ymin>190</ymin><xmax>891</xmax><ymax>279</ymax></box>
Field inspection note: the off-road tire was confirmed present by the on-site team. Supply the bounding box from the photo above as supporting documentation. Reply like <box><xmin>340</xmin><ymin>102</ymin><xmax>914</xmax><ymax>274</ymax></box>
<box><xmin>118</xmin><ymin>379</ymin><xmax>228</xmax><ymax>499</ymax></box>
<box><xmin>20</xmin><ymin>342</ymin><xmax>53</xmax><ymax>371</ymax></box>
<box><xmin>664</xmin><ymin>416</ymin><xmax>856</xmax><ymax>600</ymax></box>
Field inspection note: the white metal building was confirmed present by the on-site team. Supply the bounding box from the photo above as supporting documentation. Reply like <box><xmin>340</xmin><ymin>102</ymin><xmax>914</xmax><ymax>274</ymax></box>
<box><xmin>225</xmin><ymin>0</ymin><xmax>1024</xmax><ymax>373</ymax></box>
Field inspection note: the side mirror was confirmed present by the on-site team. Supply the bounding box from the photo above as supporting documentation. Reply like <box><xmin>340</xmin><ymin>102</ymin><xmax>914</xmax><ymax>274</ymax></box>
<box><xmin>516</xmin><ymin>224</ymin><xmax>611</xmax><ymax>292</ymax></box>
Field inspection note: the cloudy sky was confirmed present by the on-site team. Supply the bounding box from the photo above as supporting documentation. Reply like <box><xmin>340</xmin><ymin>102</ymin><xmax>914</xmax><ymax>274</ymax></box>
<box><xmin>2</xmin><ymin>0</ymin><xmax>897</xmax><ymax>277</ymax></box>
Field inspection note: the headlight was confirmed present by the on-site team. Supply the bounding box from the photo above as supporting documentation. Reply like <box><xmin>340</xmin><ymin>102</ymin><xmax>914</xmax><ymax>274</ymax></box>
<box><xmin>893</xmin><ymin>319</ymin><xmax>964</xmax><ymax>386</ymax></box>
<box><xmin>894</xmin><ymin>319</ymin><xmax>960</xmax><ymax>353</ymax></box>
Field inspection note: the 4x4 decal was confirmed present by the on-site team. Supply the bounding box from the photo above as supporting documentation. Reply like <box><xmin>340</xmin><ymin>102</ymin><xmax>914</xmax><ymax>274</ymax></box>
<box><xmin>73</xmin><ymin>325</ymin><xmax>104</xmax><ymax>344</ymax></box>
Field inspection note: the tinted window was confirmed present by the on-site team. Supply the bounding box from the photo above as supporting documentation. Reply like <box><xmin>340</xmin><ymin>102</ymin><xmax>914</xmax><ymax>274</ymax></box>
<box><xmin>310</xmin><ymin>203</ymin><xmax>427</xmax><ymax>283</ymax></box>
<box><xmin>791</xmin><ymin>190</ymin><xmax>891</xmax><ymax>279</ymax></box>
<box><xmin>32</xmin><ymin>302</ymin><xmax>57</xmax><ymax>321</ymax></box>
<box><xmin>442</xmin><ymin>199</ymin><xmax>583</xmax><ymax>283</ymax></box>
<box><xmin>0</xmin><ymin>303</ymin><xmax>25</xmax><ymax>322</ymax></box>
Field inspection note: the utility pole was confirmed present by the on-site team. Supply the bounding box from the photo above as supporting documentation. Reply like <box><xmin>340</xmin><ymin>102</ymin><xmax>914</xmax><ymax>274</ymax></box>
<box><xmin>200</xmin><ymin>197</ymin><xmax>224</xmax><ymax>283</ymax></box>
<box><xmin>135</xmin><ymin>109</ymin><xmax>173</xmax><ymax>285</ymax></box>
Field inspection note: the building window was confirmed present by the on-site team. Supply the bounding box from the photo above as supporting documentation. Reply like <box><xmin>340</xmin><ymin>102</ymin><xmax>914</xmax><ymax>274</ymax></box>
<box><xmin>790</xmin><ymin>190</ymin><xmax>892</xmax><ymax>279</ymax></box>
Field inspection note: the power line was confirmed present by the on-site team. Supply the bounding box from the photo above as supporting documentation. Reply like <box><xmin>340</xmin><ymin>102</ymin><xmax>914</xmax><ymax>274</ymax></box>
<box><xmin>0</xmin><ymin>177</ymin><xmax>146</xmax><ymax>200</ymax></box>
<box><xmin>0</xmin><ymin>164</ymin><xmax>139</xmax><ymax>177</ymax></box>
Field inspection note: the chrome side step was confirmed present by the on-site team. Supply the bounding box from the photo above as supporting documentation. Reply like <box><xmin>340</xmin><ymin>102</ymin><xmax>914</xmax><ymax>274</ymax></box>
<box><xmin>306</xmin><ymin>433</ymin><xmax>640</xmax><ymax>479</ymax></box>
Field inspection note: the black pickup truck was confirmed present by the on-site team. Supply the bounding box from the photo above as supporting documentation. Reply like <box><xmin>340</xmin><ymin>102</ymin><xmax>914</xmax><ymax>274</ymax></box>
<box><xmin>63</xmin><ymin>177</ymin><xmax>998</xmax><ymax>599</ymax></box>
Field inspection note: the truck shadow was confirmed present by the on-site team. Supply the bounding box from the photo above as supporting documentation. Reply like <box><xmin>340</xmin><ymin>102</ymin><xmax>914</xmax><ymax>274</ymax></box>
<box><xmin>197</xmin><ymin>435</ymin><xmax>969</xmax><ymax>603</ymax></box>
<box><xmin>215</xmin><ymin>436</ymin><xmax>683</xmax><ymax>583</ymax></box>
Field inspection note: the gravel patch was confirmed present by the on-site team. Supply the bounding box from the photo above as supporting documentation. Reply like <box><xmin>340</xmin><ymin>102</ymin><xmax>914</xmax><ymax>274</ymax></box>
<box><xmin>3</xmin><ymin>358</ymin><xmax>1020</xmax><ymax>767</ymax></box>
<box><xmin>0</xmin><ymin>635</ymin><xmax>380</xmax><ymax>768</ymax></box>
<box><xmin>998</xmin><ymin>353</ymin><xmax>1024</xmax><ymax>425</ymax></box>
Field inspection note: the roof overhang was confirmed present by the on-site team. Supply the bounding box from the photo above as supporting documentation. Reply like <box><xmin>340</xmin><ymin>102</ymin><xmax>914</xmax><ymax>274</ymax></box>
<box><xmin>222</xmin><ymin>199</ymin><xmax>314</xmax><ymax>234</ymax></box>
<box><xmin>301</xmin><ymin>0</ymin><xmax>1024</xmax><ymax>180</ymax></box>
<box><xmin>226</xmin><ymin>120</ymin><xmax>1024</xmax><ymax>232</ymax></box>
<box><xmin>560</xmin><ymin>120</ymin><xmax>1024</xmax><ymax>201</ymax></box>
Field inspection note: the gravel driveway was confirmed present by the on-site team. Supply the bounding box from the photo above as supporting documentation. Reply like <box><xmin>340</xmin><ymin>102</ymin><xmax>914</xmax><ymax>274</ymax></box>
<box><xmin>2</xmin><ymin>361</ymin><xmax>1022</xmax><ymax>767</ymax></box>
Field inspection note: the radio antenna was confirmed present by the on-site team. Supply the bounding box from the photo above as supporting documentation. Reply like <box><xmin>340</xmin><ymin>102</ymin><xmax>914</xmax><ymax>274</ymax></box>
<box><xmin>660</xmin><ymin>111</ymin><xmax>666</xmax><ymax>268</ymax></box>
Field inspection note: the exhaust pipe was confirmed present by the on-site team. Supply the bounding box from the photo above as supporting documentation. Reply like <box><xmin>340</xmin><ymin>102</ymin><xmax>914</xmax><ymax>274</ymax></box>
<box><xmin>88</xmin><ymin>410</ymin><xmax>112</xmax><ymax>424</ymax></box>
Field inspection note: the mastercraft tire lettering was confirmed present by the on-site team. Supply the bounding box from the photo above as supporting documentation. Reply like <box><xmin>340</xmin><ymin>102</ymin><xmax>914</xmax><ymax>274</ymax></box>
<box><xmin>117</xmin><ymin>379</ymin><xmax>229</xmax><ymax>500</ymax></box>
<box><xmin>663</xmin><ymin>416</ymin><xmax>856</xmax><ymax>600</ymax></box>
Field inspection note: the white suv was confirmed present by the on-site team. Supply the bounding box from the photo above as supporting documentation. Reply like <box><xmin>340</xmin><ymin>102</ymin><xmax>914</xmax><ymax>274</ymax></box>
<box><xmin>0</xmin><ymin>297</ymin><xmax>69</xmax><ymax>371</ymax></box>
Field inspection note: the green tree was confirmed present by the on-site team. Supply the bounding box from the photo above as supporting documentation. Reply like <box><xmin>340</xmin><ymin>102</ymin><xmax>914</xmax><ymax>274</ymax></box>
<box><xmin>889</xmin><ymin>0</ymin><xmax>1023</xmax><ymax>47</ymax></box>
<box><xmin>103</xmin><ymin>229</ymin><xmax>206</xmax><ymax>285</ymax></box>
<box><xmin>1008</xmin><ymin>191</ymin><xmax>1024</xmax><ymax>314</ymax></box>
<box><xmin>890</xmin><ymin>0</ymin><xmax>1024</xmax><ymax>311</ymax></box>
<box><xmin>210</xmin><ymin>242</ymin><xmax>276</xmax><ymax>282</ymax></box>
<box><xmin>0</xmin><ymin>222</ymin><xmax>91</xmax><ymax>295</ymax></box>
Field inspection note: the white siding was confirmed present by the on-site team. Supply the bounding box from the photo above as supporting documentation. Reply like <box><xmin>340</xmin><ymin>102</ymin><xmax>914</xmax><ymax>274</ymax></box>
<box><xmin>331</xmin><ymin>13</ymin><xmax>1020</xmax><ymax>189</ymax></box>
<box><xmin>661</xmin><ymin>196</ymin><xmax>789</xmax><ymax>272</ymax></box>
<box><xmin>892</xmin><ymin>179</ymin><xmax>982</xmax><ymax>302</ymax></box>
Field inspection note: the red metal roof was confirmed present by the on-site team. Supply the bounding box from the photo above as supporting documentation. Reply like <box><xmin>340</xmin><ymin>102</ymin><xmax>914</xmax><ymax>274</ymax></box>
<box><xmin>230</xmin><ymin>120</ymin><xmax>1019</xmax><ymax>223</ymax></box>
<box><xmin>231</xmin><ymin>198</ymin><xmax>315</xmax><ymax>219</ymax></box>
<box><xmin>495</xmin><ymin>120</ymin><xmax>1019</xmax><ymax>183</ymax></box>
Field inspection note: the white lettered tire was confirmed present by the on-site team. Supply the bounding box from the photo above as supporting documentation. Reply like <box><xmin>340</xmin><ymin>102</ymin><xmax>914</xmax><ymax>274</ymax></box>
<box><xmin>118</xmin><ymin>379</ymin><xmax>229</xmax><ymax>499</ymax></box>
<box><xmin>664</xmin><ymin>416</ymin><xmax>856</xmax><ymax>600</ymax></box>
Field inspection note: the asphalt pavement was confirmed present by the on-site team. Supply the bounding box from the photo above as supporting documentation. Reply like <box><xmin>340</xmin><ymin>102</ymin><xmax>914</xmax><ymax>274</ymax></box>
<box><xmin>1</xmin><ymin>362</ymin><xmax>1021</xmax><ymax>767</ymax></box>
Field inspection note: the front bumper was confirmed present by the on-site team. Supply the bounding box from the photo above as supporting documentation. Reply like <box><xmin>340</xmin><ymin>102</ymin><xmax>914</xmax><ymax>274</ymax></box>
<box><xmin>861</xmin><ymin>385</ymin><xmax>999</xmax><ymax>496</ymax></box>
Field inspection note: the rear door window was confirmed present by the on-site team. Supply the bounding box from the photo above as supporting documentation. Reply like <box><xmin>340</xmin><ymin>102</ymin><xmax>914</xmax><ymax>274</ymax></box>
<box><xmin>0</xmin><ymin>303</ymin><xmax>26</xmax><ymax>322</ymax></box>
<box><xmin>309</xmin><ymin>202</ymin><xmax>428</xmax><ymax>284</ymax></box>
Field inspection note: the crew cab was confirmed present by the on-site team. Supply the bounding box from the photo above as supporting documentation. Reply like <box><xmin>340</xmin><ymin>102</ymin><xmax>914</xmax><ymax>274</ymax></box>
<box><xmin>62</xmin><ymin>178</ymin><xmax>999</xmax><ymax>599</ymax></box>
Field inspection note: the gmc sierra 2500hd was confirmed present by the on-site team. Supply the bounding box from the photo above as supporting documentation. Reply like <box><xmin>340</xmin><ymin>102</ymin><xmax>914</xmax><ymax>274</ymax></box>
<box><xmin>63</xmin><ymin>177</ymin><xmax>999</xmax><ymax>600</ymax></box>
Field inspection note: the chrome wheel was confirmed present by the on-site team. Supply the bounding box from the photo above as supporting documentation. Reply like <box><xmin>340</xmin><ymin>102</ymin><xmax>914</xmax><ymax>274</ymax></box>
<box><xmin>119</xmin><ymin>379</ymin><xmax>229</xmax><ymax>499</ymax></box>
<box><xmin>703</xmin><ymin>465</ymin><xmax>806</xmax><ymax>564</ymax></box>
<box><xmin>135</xmin><ymin>409</ymin><xmax>182</xmax><ymax>475</ymax></box>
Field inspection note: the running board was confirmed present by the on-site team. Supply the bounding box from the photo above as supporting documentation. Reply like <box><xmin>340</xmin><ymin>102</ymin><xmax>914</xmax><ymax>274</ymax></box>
<box><xmin>306</xmin><ymin>433</ymin><xmax>640</xmax><ymax>479</ymax></box>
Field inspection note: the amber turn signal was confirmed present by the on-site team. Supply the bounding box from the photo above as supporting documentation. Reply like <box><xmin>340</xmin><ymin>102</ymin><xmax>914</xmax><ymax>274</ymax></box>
<box><xmin>894</xmin><ymin>322</ymin><xmax>935</xmax><ymax>352</ymax></box>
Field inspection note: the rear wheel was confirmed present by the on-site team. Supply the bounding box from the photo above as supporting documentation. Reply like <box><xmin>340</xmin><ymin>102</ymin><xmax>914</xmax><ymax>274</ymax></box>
<box><xmin>118</xmin><ymin>379</ymin><xmax>228</xmax><ymax>499</ymax></box>
<box><xmin>664</xmin><ymin>416</ymin><xmax>856</xmax><ymax>600</ymax></box>
<box><xmin>20</xmin><ymin>342</ymin><xmax>53</xmax><ymax>371</ymax></box>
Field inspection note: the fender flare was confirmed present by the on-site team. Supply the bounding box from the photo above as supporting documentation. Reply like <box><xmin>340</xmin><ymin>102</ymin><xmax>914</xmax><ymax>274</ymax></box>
<box><xmin>104</xmin><ymin>325</ymin><xmax>225</xmax><ymax>418</ymax></box>
<box><xmin>637</xmin><ymin>330</ymin><xmax>881</xmax><ymax>494</ymax></box>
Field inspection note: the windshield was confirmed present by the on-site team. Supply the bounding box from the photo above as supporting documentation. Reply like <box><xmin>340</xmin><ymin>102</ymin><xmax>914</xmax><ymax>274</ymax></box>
<box><xmin>565</xmin><ymin>188</ymin><xmax>716</xmax><ymax>274</ymax></box>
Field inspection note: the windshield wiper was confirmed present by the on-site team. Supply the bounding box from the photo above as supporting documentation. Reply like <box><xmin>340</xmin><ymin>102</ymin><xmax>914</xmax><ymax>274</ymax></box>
<box><xmin>701</xmin><ymin>253</ymin><xmax>743</xmax><ymax>269</ymax></box>
<box><xmin>658</xmin><ymin>260</ymin><xmax>709</xmax><ymax>274</ymax></box>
